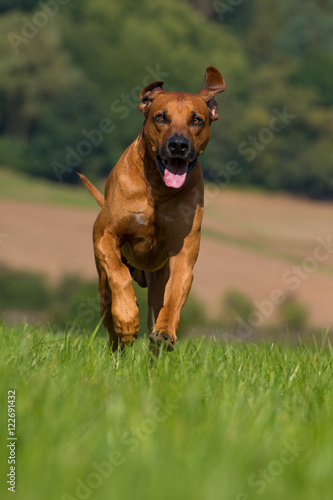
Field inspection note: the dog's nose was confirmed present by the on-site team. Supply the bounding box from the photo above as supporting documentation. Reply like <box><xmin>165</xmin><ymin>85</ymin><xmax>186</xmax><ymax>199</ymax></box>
<box><xmin>167</xmin><ymin>135</ymin><xmax>190</xmax><ymax>156</ymax></box>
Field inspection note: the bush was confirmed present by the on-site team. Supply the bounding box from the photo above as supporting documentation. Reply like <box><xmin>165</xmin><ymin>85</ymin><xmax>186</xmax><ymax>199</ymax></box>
<box><xmin>219</xmin><ymin>290</ymin><xmax>256</xmax><ymax>331</ymax></box>
<box><xmin>0</xmin><ymin>266</ymin><xmax>50</xmax><ymax>310</ymax></box>
<box><xmin>0</xmin><ymin>137</ymin><xmax>26</xmax><ymax>171</ymax></box>
<box><xmin>0</xmin><ymin>267</ymin><xmax>207</xmax><ymax>336</ymax></box>
<box><xmin>50</xmin><ymin>276</ymin><xmax>100</xmax><ymax>332</ymax></box>
<box><xmin>278</xmin><ymin>295</ymin><xmax>309</xmax><ymax>331</ymax></box>
<box><xmin>179</xmin><ymin>294</ymin><xmax>208</xmax><ymax>333</ymax></box>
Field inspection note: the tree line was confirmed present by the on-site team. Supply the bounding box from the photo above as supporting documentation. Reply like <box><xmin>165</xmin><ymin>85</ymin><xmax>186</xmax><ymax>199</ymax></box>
<box><xmin>0</xmin><ymin>0</ymin><xmax>332</xmax><ymax>198</ymax></box>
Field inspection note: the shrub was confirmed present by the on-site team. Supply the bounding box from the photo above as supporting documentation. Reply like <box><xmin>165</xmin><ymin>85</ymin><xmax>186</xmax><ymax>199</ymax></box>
<box><xmin>219</xmin><ymin>290</ymin><xmax>256</xmax><ymax>331</ymax></box>
<box><xmin>0</xmin><ymin>267</ymin><xmax>208</xmax><ymax>336</ymax></box>
<box><xmin>278</xmin><ymin>295</ymin><xmax>309</xmax><ymax>331</ymax></box>
<box><xmin>0</xmin><ymin>266</ymin><xmax>50</xmax><ymax>311</ymax></box>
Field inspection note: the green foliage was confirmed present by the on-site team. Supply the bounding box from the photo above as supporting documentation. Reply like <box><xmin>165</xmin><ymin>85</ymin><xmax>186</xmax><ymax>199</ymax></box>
<box><xmin>0</xmin><ymin>267</ymin><xmax>50</xmax><ymax>310</ymax></box>
<box><xmin>219</xmin><ymin>290</ymin><xmax>310</xmax><ymax>335</ymax></box>
<box><xmin>0</xmin><ymin>267</ymin><xmax>207</xmax><ymax>335</ymax></box>
<box><xmin>279</xmin><ymin>295</ymin><xmax>309</xmax><ymax>331</ymax></box>
<box><xmin>0</xmin><ymin>267</ymin><xmax>100</xmax><ymax>330</ymax></box>
<box><xmin>275</xmin><ymin>0</ymin><xmax>333</xmax><ymax>56</ymax></box>
<box><xmin>28</xmin><ymin>80</ymin><xmax>112</xmax><ymax>183</ymax></box>
<box><xmin>1</xmin><ymin>325</ymin><xmax>333</xmax><ymax>499</ymax></box>
<box><xmin>289</xmin><ymin>51</ymin><xmax>333</xmax><ymax>106</ymax></box>
<box><xmin>0</xmin><ymin>136</ymin><xmax>26</xmax><ymax>171</ymax></box>
<box><xmin>51</xmin><ymin>277</ymin><xmax>101</xmax><ymax>333</ymax></box>
<box><xmin>282</xmin><ymin>139</ymin><xmax>333</xmax><ymax>199</ymax></box>
<box><xmin>179</xmin><ymin>292</ymin><xmax>207</xmax><ymax>331</ymax></box>
<box><xmin>219</xmin><ymin>290</ymin><xmax>255</xmax><ymax>330</ymax></box>
<box><xmin>0</xmin><ymin>0</ymin><xmax>37</xmax><ymax>12</ymax></box>
<box><xmin>0</xmin><ymin>13</ymin><xmax>80</xmax><ymax>138</ymax></box>
<box><xmin>0</xmin><ymin>0</ymin><xmax>333</xmax><ymax>197</ymax></box>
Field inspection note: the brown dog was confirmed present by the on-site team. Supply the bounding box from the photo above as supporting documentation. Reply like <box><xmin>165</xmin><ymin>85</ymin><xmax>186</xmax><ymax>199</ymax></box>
<box><xmin>79</xmin><ymin>66</ymin><xmax>225</xmax><ymax>351</ymax></box>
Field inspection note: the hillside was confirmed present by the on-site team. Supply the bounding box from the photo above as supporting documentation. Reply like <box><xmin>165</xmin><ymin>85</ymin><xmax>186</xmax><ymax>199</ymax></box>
<box><xmin>1</xmin><ymin>170</ymin><xmax>333</xmax><ymax>332</ymax></box>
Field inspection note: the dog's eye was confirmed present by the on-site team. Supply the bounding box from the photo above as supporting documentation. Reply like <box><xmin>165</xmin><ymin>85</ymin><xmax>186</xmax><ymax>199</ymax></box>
<box><xmin>192</xmin><ymin>116</ymin><xmax>202</xmax><ymax>126</ymax></box>
<box><xmin>155</xmin><ymin>114</ymin><xmax>166</xmax><ymax>123</ymax></box>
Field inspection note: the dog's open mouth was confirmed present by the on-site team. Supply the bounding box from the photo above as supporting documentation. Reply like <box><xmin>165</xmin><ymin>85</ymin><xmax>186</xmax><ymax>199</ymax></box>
<box><xmin>156</xmin><ymin>156</ymin><xmax>197</xmax><ymax>189</ymax></box>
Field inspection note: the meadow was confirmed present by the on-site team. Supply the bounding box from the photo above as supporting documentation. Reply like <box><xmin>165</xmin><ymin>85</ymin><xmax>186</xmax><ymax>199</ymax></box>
<box><xmin>0</xmin><ymin>322</ymin><xmax>332</xmax><ymax>500</ymax></box>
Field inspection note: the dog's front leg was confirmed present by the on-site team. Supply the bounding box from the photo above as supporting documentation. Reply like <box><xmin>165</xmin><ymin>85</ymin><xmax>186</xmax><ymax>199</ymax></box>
<box><xmin>149</xmin><ymin>232</ymin><xmax>201</xmax><ymax>350</ymax></box>
<box><xmin>95</xmin><ymin>233</ymin><xmax>139</xmax><ymax>347</ymax></box>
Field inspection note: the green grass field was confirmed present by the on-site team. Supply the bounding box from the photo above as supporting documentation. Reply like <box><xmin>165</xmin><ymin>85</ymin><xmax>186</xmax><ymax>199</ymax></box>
<box><xmin>1</xmin><ymin>323</ymin><xmax>333</xmax><ymax>500</ymax></box>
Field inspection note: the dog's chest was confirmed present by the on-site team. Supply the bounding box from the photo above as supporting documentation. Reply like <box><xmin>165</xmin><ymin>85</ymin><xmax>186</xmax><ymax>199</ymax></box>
<box><xmin>133</xmin><ymin>212</ymin><xmax>150</xmax><ymax>227</ymax></box>
<box><xmin>127</xmin><ymin>208</ymin><xmax>156</xmax><ymax>244</ymax></box>
<box><xmin>129</xmin><ymin>206</ymin><xmax>175</xmax><ymax>234</ymax></box>
<box><xmin>122</xmin><ymin>209</ymin><xmax>168</xmax><ymax>270</ymax></box>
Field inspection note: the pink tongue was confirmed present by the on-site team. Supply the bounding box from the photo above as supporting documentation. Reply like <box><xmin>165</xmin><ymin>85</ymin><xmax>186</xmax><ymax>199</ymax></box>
<box><xmin>164</xmin><ymin>159</ymin><xmax>188</xmax><ymax>188</ymax></box>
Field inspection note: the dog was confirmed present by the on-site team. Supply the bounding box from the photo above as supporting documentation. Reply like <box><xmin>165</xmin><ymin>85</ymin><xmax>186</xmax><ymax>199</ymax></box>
<box><xmin>79</xmin><ymin>66</ymin><xmax>225</xmax><ymax>351</ymax></box>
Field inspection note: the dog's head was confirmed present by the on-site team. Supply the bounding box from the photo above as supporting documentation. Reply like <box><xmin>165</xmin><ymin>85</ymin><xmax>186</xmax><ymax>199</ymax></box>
<box><xmin>139</xmin><ymin>66</ymin><xmax>225</xmax><ymax>189</ymax></box>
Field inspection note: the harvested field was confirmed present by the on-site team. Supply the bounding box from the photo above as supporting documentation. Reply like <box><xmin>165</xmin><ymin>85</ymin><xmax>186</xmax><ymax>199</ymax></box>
<box><xmin>1</xmin><ymin>187</ymin><xmax>333</xmax><ymax>329</ymax></box>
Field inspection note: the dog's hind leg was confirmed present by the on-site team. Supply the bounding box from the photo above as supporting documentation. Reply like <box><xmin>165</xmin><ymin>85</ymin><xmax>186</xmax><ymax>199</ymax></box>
<box><xmin>146</xmin><ymin>263</ymin><xmax>170</xmax><ymax>333</ymax></box>
<box><xmin>96</xmin><ymin>263</ymin><xmax>119</xmax><ymax>352</ymax></box>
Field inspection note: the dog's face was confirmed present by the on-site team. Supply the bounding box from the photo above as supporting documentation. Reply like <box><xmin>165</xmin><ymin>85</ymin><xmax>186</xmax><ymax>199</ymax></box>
<box><xmin>142</xmin><ymin>93</ymin><xmax>212</xmax><ymax>189</ymax></box>
<box><xmin>139</xmin><ymin>67</ymin><xmax>225</xmax><ymax>189</ymax></box>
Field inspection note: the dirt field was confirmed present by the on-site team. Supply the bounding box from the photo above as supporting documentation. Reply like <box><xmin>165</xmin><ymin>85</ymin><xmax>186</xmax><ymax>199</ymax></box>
<box><xmin>1</xmin><ymin>188</ymin><xmax>333</xmax><ymax>329</ymax></box>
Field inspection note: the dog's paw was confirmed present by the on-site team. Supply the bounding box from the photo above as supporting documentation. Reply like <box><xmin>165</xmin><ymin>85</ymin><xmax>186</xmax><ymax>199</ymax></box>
<box><xmin>119</xmin><ymin>332</ymin><xmax>138</xmax><ymax>346</ymax></box>
<box><xmin>149</xmin><ymin>330</ymin><xmax>176</xmax><ymax>351</ymax></box>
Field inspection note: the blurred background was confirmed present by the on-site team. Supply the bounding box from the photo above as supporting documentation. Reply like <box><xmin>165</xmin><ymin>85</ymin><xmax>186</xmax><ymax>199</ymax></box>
<box><xmin>0</xmin><ymin>0</ymin><xmax>333</xmax><ymax>340</ymax></box>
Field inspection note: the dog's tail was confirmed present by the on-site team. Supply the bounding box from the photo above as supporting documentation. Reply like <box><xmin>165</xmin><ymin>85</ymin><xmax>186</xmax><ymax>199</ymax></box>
<box><xmin>78</xmin><ymin>173</ymin><xmax>105</xmax><ymax>207</ymax></box>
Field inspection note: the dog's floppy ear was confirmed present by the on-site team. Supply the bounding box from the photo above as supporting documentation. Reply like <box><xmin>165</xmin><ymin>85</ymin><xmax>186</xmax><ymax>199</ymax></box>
<box><xmin>198</xmin><ymin>67</ymin><xmax>225</xmax><ymax>122</ymax></box>
<box><xmin>139</xmin><ymin>81</ymin><xmax>165</xmax><ymax>115</ymax></box>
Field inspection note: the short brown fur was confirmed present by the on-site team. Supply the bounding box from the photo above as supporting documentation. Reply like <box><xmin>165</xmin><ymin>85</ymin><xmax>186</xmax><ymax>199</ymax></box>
<box><xmin>80</xmin><ymin>67</ymin><xmax>225</xmax><ymax>351</ymax></box>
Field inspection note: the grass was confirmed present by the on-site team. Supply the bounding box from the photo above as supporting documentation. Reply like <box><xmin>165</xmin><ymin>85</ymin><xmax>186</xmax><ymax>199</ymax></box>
<box><xmin>1</xmin><ymin>323</ymin><xmax>333</xmax><ymax>500</ymax></box>
<box><xmin>0</xmin><ymin>168</ymin><xmax>101</xmax><ymax>208</ymax></box>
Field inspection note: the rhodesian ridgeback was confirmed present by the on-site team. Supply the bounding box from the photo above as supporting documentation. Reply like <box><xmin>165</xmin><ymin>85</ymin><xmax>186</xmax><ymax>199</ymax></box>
<box><xmin>79</xmin><ymin>66</ymin><xmax>225</xmax><ymax>351</ymax></box>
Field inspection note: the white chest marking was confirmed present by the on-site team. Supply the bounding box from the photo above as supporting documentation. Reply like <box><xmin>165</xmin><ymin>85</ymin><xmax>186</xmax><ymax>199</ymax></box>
<box><xmin>134</xmin><ymin>213</ymin><xmax>149</xmax><ymax>226</ymax></box>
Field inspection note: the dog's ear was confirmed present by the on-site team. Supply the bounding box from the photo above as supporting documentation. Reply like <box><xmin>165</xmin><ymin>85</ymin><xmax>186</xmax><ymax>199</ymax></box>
<box><xmin>139</xmin><ymin>81</ymin><xmax>165</xmax><ymax>115</ymax></box>
<box><xmin>198</xmin><ymin>67</ymin><xmax>225</xmax><ymax>122</ymax></box>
